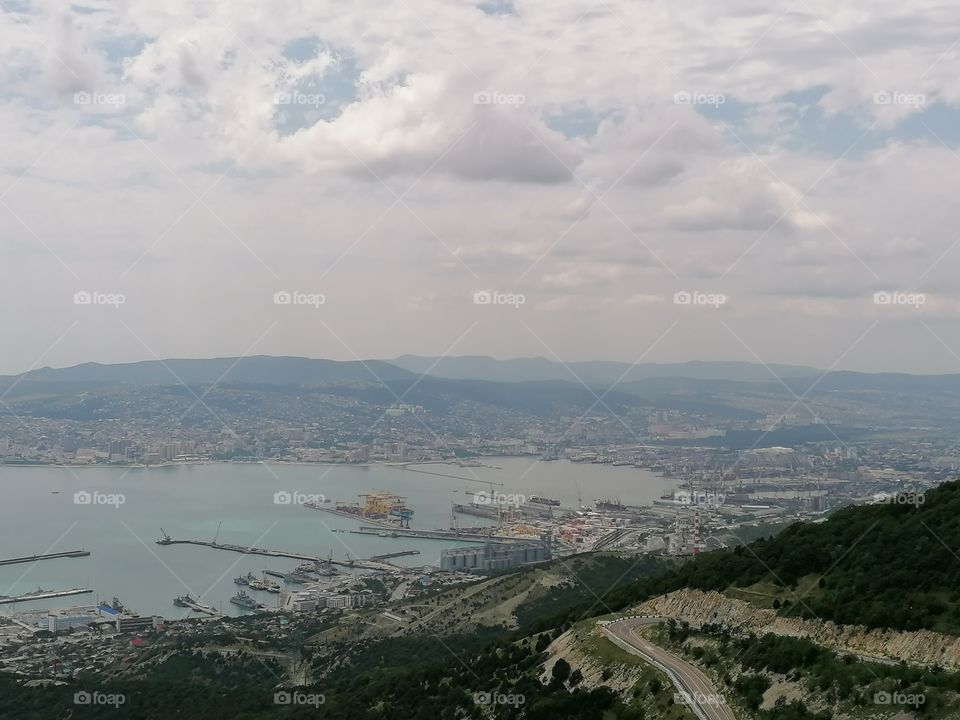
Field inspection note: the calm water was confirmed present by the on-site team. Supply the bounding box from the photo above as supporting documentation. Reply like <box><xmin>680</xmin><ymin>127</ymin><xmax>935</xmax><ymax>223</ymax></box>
<box><xmin>0</xmin><ymin>459</ymin><xmax>674</xmax><ymax>618</ymax></box>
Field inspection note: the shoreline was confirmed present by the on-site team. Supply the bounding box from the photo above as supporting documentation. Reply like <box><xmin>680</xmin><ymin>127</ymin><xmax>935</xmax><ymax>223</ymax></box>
<box><xmin>0</xmin><ymin>456</ymin><xmax>531</xmax><ymax>471</ymax></box>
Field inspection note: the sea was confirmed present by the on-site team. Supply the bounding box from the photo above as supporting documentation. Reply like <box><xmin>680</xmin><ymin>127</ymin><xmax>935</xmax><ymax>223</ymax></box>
<box><xmin>0</xmin><ymin>458</ymin><xmax>674</xmax><ymax>618</ymax></box>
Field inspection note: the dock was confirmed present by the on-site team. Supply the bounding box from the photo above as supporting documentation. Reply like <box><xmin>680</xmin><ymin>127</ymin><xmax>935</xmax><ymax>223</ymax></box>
<box><xmin>384</xmin><ymin>463</ymin><xmax>504</xmax><ymax>485</ymax></box>
<box><xmin>351</xmin><ymin>525</ymin><xmax>532</xmax><ymax>544</ymax></box>
<box><xmin>369</xmin><ymin>550</ymin><xmax>421</xmax><ymax>561</ymax></box>
<box><xmin>156</xmin><ymin>534</ymin><xmax>401</xmax><ymax>573</ymax></box>
<box><xmin>0</xmin><ymin>588</ymin><xmax>92</xmax><ymax>605</ymax></box>
<box><xmin>0</xmin><ymin>550</ymin><xmax>90</xmax><ymax>567</ymax></box>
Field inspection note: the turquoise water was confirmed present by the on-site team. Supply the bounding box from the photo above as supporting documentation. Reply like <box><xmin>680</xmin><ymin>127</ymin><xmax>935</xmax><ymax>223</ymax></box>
<box><xmin>0</xmin><ymin>459</ymin><xmax>674</xmax><ymax>618</ymax></box>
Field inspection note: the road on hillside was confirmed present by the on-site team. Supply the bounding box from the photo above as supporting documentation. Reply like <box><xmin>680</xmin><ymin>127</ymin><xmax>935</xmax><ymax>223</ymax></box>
<box><xmin>601</xmin><ymin>617</ymin><xmax>738</xmax><ymax>720</ymax></box>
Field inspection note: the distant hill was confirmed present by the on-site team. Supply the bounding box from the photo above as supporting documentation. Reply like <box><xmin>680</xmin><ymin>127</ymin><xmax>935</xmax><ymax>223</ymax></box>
<box><xmin>389</xmin><ymin>355</ymin><xmax>822</xmax><ymax>385</ymax></box>
<box><xmin>0</xmin><ymin>356</ymin><xmax>417</xmax><ymax>387</ymax></box>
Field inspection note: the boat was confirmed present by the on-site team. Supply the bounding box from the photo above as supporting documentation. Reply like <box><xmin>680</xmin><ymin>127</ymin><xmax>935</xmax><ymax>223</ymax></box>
<box><xmin>595</xmin><ymin>498</ymin><xmax>626</xmax><ymax>512</ymax></box>
<box><xmin>283</xmin><ymin>570</ymin><xmax>312</xmax><ymax>584</ymax></box>
<box><xmin>261</xmin><ymin>576</ymin><xmax>281</xmax><ymax>593</ymax></box>
<box><xmin>173</xmin><ymin>595</ymin><xmax>193</xmax><ymax>607</ymax></box>
<box><xmin>528</xmin><ymin>496</ymin><xmax>561</xmax><ymax>507</ymax></box>
<box><xmin>230</xmin><ymin>590</ymin><xmax>260</xmax><ymax>610</ymax></box>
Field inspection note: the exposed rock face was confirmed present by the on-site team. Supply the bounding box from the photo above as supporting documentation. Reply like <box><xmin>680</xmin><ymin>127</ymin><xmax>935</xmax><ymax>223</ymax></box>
<box><xmin>637</xmin><ymin>589</ymin><xmax>960</xmax><ymax>670</ymax></box>
<box><xmin>539</xmin><ymin>627</ymin><xmax>646</xmax><ymax>695</ymax></box>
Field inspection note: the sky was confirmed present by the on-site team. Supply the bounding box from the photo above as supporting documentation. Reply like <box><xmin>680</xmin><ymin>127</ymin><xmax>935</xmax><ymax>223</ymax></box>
<box><xmin>2</xmin><ymin>1</ymin><xmax>960</xmax><ymax>375</ymax></box>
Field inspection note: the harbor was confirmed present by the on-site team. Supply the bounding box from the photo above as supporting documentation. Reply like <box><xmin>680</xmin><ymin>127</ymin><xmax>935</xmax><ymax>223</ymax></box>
<box><xmin>0</xmin><ymin>459</ymin><xmax>677</xmax><ymax>617</ymax></box>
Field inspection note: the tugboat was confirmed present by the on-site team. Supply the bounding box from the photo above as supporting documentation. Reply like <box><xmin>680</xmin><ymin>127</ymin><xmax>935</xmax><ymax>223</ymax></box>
<box><xmin>230</xmin><ymin>590</ymin><xmax>260</xmax><ymax>609</ymax></box>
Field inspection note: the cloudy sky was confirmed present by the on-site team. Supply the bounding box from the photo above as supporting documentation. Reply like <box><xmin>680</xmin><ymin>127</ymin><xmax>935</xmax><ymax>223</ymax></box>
<box><xmin>2</xmin><ymin>0</ymin><xmax>960</xmax><ymax>375</ymax></box>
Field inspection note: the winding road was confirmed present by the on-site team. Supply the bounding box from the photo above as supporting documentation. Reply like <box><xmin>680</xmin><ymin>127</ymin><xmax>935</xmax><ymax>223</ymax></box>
<box><xmin>601</xmin><ymin>617</ymin><xmax>737</xmax><ymax>720</ymax></box>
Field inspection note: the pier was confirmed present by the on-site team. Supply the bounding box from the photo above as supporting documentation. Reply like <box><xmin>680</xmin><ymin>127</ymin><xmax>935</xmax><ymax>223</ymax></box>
<box><xmin>0</xmin><ymin>550</ymin><xmax>90</xmax><ymax>567</ymax></box>
<box><xmin>368</xmin><ymin>550</ymin><xmax>421</xmax><ymax>561</ymax></box>
<box><xmin>350</xmin><ymin>525</ymin><xmax>532</xmax><ymax>544</ymax></box>
<box><xmin>384</xmin><ymin>463</ymin><xmax>504</xmax><ymax>485</ymax></box>
<box><xmin>156</xmin><ymin>533</ymin><xmax>401</xmax><ymax>573</ymax></box>
<box><xmin>0</xmin><ymin>588</ymin><xmax>92</xmax><ymax>605</ymax></box>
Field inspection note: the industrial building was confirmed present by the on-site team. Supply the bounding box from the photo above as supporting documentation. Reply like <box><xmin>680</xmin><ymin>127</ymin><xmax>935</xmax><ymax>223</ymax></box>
<box><xmin>439</xmin><ymin>539</ymin><xmax>551</xmax><ymax>573</ymax></box>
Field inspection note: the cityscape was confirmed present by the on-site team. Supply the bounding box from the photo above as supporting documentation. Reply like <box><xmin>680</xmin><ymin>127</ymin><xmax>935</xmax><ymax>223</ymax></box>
<box><xmin>3</xmin><ymin>0</ymin><xmax>960</xmax><ymax>718</ymax></box>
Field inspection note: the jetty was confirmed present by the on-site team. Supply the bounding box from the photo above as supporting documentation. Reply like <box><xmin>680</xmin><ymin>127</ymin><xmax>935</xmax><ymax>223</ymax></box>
<box><xmin>0</xmin><ymin>587</ymin><xmax>92</xmax><ymax>605</ymax></box>
<box><xmin>156</xmin><ymin>531</ymin><xmax>401</xmax><ymax>573</ymax></box>
<box><xmin>0</xmin><ymin>550</ymin><xmax>90</xmax><ymax>567</ymax></box>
